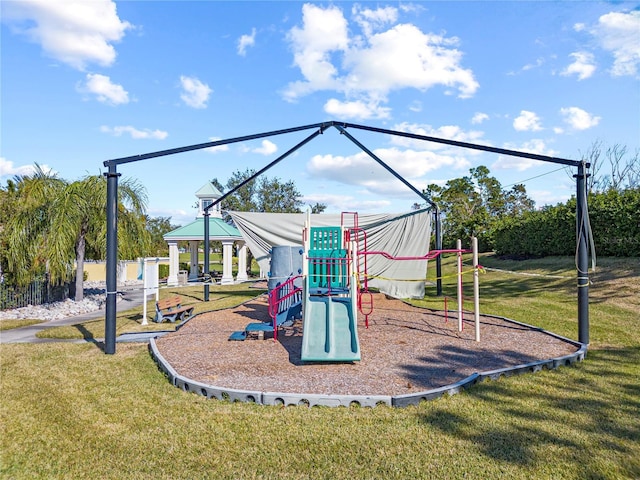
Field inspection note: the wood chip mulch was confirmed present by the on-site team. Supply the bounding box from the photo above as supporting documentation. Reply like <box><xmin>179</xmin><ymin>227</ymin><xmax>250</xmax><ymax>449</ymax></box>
<box><xmin>154</xmin><ymin>293</ymin><xmax>578</xmax><ymax>397</ymax></box>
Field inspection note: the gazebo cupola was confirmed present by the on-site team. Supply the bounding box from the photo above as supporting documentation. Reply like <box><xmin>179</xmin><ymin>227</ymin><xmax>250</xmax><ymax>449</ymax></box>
<box><xmin>195</xmin><ymin>182</ymin><xmax>222</xmax><ymax>218</ymax></box>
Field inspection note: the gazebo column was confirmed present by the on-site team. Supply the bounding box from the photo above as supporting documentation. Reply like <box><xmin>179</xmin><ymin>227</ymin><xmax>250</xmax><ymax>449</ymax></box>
<box><xmin>188</xmin><ymin>240</ymin><xmax>199</xmax><ymax>281</ymax></box>
<box><xmin>221</xmin><ymin>240</ymin><xmax>234</xmax><ymax>285</ymax></box>
<box><xmin>236</xmin><ymin>242</ymin><xmax>249</xmax><ymax>283</ymax></box>
<box><xmin>167</xmin><ymin>241</ymin><xmax>179</xmax><ymax>286</ymax></box>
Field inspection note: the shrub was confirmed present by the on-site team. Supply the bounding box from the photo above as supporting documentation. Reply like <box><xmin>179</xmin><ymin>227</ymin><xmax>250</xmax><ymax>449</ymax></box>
<box><xmin>493</xmin><ymin>188</ymin><xmax>640</xmax><ymax>257</ymax></box>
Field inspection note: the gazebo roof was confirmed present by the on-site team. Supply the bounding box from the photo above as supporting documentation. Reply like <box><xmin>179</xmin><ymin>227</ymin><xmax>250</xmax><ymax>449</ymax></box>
<box><xmin>163</xmin><ymin>217</ymin><xmax>242</xmax><ymax>241</ymax></box>
<box><xmin>195</xmin><ymin>182</ymin><xmax>223</xmax><ymax>198</ymax></box>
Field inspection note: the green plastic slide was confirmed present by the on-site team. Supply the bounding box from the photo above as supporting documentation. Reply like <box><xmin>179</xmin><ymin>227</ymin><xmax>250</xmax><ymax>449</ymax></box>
<box><xmin>301</xmin><ymin>295</ymin><xmax>361</xmax><ymax>362</ymax></box>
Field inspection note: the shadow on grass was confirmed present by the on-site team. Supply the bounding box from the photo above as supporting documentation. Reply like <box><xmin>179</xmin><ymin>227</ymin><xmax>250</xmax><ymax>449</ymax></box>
<box><xmin>123</xmin><ymin>312</ymin><xmax>144</xmax><ymax>322</ymax></box>
<box><xmin>171</xmin><ymin>291</ymin><xmax>205</xmax><ymax>302</ymax></box>
<box><xmin>416</xmin><ymin>346</ymin><xmax>640</xmax><ymax>478</ymax></box>
<box><xmin>476</xmin><ymin>255</ymin><xmax>640</xmax><ymax>306</ymax></box>
<box><xmin>475</xmin><ymin>276</ymin><xmax>572</xmax><ymax>298</ymax></box>
<box><xmin>73</xmin><ymin>323</ymin><xmax>105</xmax><ymax>352</ymax></box>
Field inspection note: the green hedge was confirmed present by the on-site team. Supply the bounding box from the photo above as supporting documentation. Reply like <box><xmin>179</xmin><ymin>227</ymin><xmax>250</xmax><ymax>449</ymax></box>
<box><xmin>493</xmin><ymin>188</ymin><xmax>640</xmax><ymax>257</ymax></box>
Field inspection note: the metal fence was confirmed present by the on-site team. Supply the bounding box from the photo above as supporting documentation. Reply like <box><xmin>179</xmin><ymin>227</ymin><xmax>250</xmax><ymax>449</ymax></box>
<box><xmin>0</xmin><ymin>280</ymin><xmax>70</xmax><ymax>310</ymax></box>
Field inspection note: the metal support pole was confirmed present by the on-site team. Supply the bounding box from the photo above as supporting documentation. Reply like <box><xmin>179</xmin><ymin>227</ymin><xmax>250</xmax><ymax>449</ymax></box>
<box><xmin>435</xmin><ymin>209</ymin><xmax>443</xmax><ymax>296</ymax></box>
<box><xmin>457</xmin><ymin>239</ymin><xmax>463</xmax><ymax>332</ymax></box>
<box><xmin>204</xmin><ymin>211</ymin><xmax>210</xmax><ymax>302</ymax></box>
<box><xmin>575</xmin><ymin>163</ymin><xmax>590</xmax><ymax>344</ymax></box>
<box><xmin>334</xmin><ymin>124</ymin><xmax>441</xmax><ymax>295</ymax></box>
<box><xmin>104</xmin><ymin>166</ymin><xmax>120</xmax><ymax>354</ymax></box>
<box><xmin>472</xmin><ymin>236</ymin><xmax>480</xmax><ymax>342</ymax></box>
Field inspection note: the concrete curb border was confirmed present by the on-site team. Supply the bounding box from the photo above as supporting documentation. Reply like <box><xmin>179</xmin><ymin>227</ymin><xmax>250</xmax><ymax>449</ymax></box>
<box><xmin>148</xmin><ymin>312</ymin><xmax>587</xmax><ymax>408</ymax></box>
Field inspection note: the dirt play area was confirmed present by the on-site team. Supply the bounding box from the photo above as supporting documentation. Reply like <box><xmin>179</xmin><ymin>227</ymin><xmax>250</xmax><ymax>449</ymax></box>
<box><xmin>154</xmin><ymin>293</ymin><xmax>580</xmax><ymax>397</ymax></box>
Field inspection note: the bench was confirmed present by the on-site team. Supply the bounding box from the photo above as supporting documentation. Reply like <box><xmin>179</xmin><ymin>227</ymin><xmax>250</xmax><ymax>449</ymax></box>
<box><xmin>154</xmin><ymin>296</ymin><xmax>194</xmax><ymax>323</ymax></box>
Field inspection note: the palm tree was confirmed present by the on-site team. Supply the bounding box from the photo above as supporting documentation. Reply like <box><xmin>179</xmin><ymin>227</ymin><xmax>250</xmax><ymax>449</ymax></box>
<box><xmin>5</xmin><ymin>165</ymin><xmax>150</xmax><ymax>301</ymax></box>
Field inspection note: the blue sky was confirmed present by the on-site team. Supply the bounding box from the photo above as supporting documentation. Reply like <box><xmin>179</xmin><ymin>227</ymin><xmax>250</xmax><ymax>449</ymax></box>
<box><xmin>2</xmin><ymin>1</ymin><xmax>639</xmax><ymax>226</ymax></box>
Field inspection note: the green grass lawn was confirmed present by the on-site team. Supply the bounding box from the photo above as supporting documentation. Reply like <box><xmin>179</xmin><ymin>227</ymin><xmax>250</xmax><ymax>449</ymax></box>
<box><xmin>35</xmin><ymin>284</ymin><xmax>266</xmax><ymax>340</ymax></box>
<box><xmin>0</xmin><ymin>318</ymin><xmax>44</xmax><ymax>331</ymax></box>
<box><xmin>1</xmin><ymin>257</ymin><xmax>639</xmax><ymax>479</ymax></box>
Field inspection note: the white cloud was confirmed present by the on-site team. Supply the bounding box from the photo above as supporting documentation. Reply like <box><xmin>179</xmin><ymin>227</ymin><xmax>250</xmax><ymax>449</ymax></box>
<box><xmin>250</xmin><ymin>140</ymin><xmax>277</xmax><ymax>155</ymax></box>
<box><xmin>0</xmin><ymin>158</ymin><xmax>36</xmax><ymax>177</ymax></box>
<box><xmin>513</xmin><ymin>110</ymin><xmax>543</xmax><ymax>131</ymax></box>
<box><xmin>520</xmin><ymin>139</ymin><xmax>557</xmax><ymax>156</ymax></box>
<box><xmin>352</xmin><ymin>4</ymin><xmax>398</xmax><ymax>37</ymax></box>
<box><xmin>78</xmin><ymin>73</ymin><xmax>129</xmax><ymax>105</ymax></box>
<box><xmin>307</xmin><ymin>146</ymin><xmax>470</xmax><ymax>197</ymax></box>
<box><xmin>300</xmin><ymin>193</ymin><xmax>391</xmax><ymax>213</ymax></box>
<box><xmin>507</xmin><ymin>57</ymin><xmax>546</xmax><ymax>76</ymax></box>
<box><xmin>492</xmin><ymin>139</ymin><xmax>558</xmax><ymax>171</ymax></box>
<box><xmin>147</xmin><ymin>208</ymin><xmax>193</xmax><ymax>227</ymax></box>
<box><xmin>284</xmin><ymin>9</ymin><xmax>346</xmax><ymax>100</ymax></box>
<box><xmin>2</xmin><ymin>0</ymin><xmax>132</xmax><ymax>70</ymax></box>
<box><xmin>284</xmin><ymin>4</ymin><xmax>349</xmax><ymax>100</ymax></box>
<box><xmin>522</xmin><ymin>57</ymin><xmax>545</xmax><ymax>71</ymax></box>
<box><xmin>100</xmin><ymin>125</ymin><xmax>168</xmax><ymax>139</ymax></box>
<box><xmin>591</xmin><ymin>11</ymin><xmax>640</xmax><ymax>77</ymax></box>
<box><xmin>283</xmin><ymin>4</ymin><xmax>478</xmax><ymax>116</ymax></box>
<box><xmin>561</xmin><ymin>52</ymin><xmax>597</xmax><ymax>80</ymax></box>
<box><xmin>408</xmin><ymin>101</ymin><xmax>422</xmax><ymax>112</ymax></box>
<box><xmin>237</xmin><ymin>28</ymin><xmax>256</xmax><ymax>56</ymax></box>
<box><xmin>324</xmin><ymin>98</ymin><xmax>391</xmax><ymax>120</ymax></box>
<box><xmin>0</xmin><ymin>158</ymin><xmax>54</xmax><ymax>178</ymax></box>
<box><xmin>179</xmin><ymin>75</ymin><xmax>212</xmax><ymax>109</ymax></box>
<box><xmin>559</xmin><ymin>107</ymin><xmax>601</xmax><ymax>130</ymax></box>
<box><xmin>471</xmin><ymin>112</ymin><xmax>489</xmax><ymax>124</ymax></box>
<box><xmin>205</xmin><ymin>137</ymin><xmax>230</xmax><ymax>153</ymax></box>
<box><xmin>342</xmin><ymin>24</ymin><xmax>478</xmax><ymax>97</ymax></box>
<box><xmin>530</xmin><ymin>189</ymin><xmax>571</xmax><ymax>207</ymax></box>
<box><xmin>390</xmin><ymin>122</ymin><xmax>487</xmax><ymax>152</ymax></box>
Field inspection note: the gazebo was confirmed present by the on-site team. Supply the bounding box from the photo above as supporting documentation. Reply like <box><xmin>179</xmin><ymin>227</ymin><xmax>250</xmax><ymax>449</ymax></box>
<box><xmin>163</xmin><ymin>183</ymin><xmax>248</xmax><ymax>286</ymax></box>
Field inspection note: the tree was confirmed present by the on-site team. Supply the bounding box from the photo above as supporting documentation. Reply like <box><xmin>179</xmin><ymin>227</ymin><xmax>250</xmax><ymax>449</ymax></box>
<box><xmin>423</xmin><ymin>166</ymin><xmax>535</xmax><ymax>250</ymax></box>
<box><xmin>220</xmin><ymin>169</ymin><xmax>259</xmax><ymax>214</ymax></box>
<box><xmin>145</xmin><ymin>216</ymin><xmax>181</xmax><ymax>256</ymax></box>
<box><xmin>581</xmin><ymin>141</ymin><xmax>640</xmax><ymax>193</ymax></box>
<box><xmin>493</xmin><ymin>187</ymin><xmax>640</xmax><ymax>257</ymax></box>
<box><xmin>607</xmin><ymin>144</ymin><xmax>639</xmax><ymax>191</ymax></box>
<box><xmin>210</xmin><ymin>169</ymin><xmax>305</xmax><ymax>274</ymax></box>
<box><xmin>257</xmin><ymin>177</ymin><xmax>303</xmax><ymax>213</ymax></box>
<box><xmin>310</xmin><ymin>202</ymin><xmax>327</xmax><ymax>214</ymax></box>
<box><xmin>426</xmin><ymin>176</ymin><xmax>484</xmax><ymax>246</ymax></box>
<box><xmin>5</xmin><ymin>166</ymin><xmax>150</xmax><ymax>301</ymax></box>
<box><xmin>503</xmin><ymin>184</ymin><xmax>536</xmax><ymax>217</ymax></box>
<box><xmin>212</xmin><ymin>168</ymin><xmax>304</xmax><ymax>221</ymax></box>
<box><xmin>0</xmin><ymin>179</ymin><xmax>19</xmax><ymax>283</ymax></box>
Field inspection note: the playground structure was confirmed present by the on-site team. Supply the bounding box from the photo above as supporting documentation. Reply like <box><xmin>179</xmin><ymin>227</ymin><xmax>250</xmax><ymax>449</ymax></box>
<box><xmin>103</xmin><ymin>121</ymin><xmax>592</xmax><ymax>355</ymax></box>
<box><xmin>229</xmin><ymin>211</ymin><xmax>482</xmax><ymax>361</ymax></box>
<box><xmin>229</xmin><ymin>212</ymin><xmax>364</xmax><ymax>362</ymax></box>
<box><xmin>299</xmin><ymin>212</ymin><xmax>362</xmax><ymax>361</ymax></box>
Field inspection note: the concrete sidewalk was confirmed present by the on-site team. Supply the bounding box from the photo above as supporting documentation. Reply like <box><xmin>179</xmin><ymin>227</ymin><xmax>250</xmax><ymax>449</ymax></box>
<box><xmin>0</xmin><ymin>288</ymin><xmax>149</xmax><ymax>344</ymax></box>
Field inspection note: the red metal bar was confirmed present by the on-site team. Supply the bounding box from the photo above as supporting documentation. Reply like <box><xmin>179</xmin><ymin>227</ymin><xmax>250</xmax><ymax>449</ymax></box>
<box><xmin>348</xmin><ymin>227</ymin><xmax>369</xmax><ymax>291</ymax></box>
<box><xmin>268</xmin><ymin>275</ymin><xmax>303</xmax><ymax>341</ymax></box>
<box><xmin>358</xmin><ymin>290</ymin><xmax>373</xmax><ymax>328</ymax></box>
<box><xmin>360</xmin><ymin>248</ymin><xmax>470</xmax><ymax>261</ymax></box>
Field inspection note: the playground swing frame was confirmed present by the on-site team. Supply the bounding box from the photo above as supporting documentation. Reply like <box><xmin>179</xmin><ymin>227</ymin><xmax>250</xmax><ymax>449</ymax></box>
<box><xmin>102</xmin><ymin>121</ymin><xmax>590</xmax><ymax>354</ymax></box>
